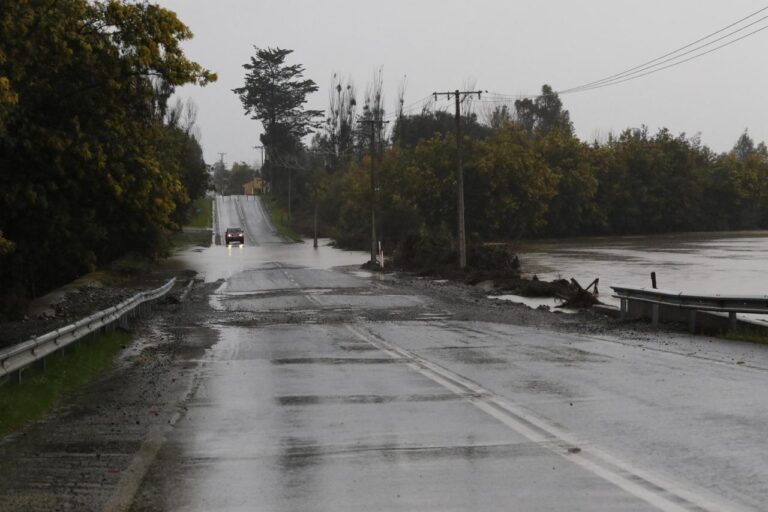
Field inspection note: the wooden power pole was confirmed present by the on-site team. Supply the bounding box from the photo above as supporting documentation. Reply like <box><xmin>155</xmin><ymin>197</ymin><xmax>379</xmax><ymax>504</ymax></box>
<box><xmin>358</xmin><ymin>118</ymin><xmax>389</xmax><ymax>266</ymax></box>
<box><xmin>433</xmin><ymin>89</ymin><xmax>483</xmax><ymax>269</ymax></box>
<box><xmin>253</xmin><ymin>145</ymin><xmax>265</xmax><ymax>169</ymax></box>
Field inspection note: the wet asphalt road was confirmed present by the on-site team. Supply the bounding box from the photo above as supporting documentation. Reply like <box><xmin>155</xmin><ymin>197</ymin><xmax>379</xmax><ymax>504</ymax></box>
<box><xmin>136</xmin><ymin>197</ymin><xmax>767</xmax><ymax>511</ymax></box>
<box><xmin>215</xmin><ymin>194</ymin><xmax>283</xmax><ymax>247</ymax></box>
<box><xmin>4</xmin><ymin>195</ymin><xmax>768</xmax><ymax>511</ymax></box>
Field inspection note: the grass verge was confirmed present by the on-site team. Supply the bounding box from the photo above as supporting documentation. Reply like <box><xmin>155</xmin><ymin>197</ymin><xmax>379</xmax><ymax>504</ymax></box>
<box><xmin>262</xmin><ymin>195</ymin><xmax>303</xmax><ymax>242</ymax></box>
<box><xmin>722</xmin><ymin>327</ymin><xmax>768</xmax><ymax>344</ymax></box>
<box><xmin>0</xmin><ymin>330</ymin><xmax>131</xmax><ymax>438</ymax></box>
<box><xmin>187</xmin><ymin>196</ymin><xmax>212</xmax><ymax>228</ymax></box>
<box><xmin>169</xmin><ymin>229</ymin><xmax>212</xmax><ymax>249</ymax></box>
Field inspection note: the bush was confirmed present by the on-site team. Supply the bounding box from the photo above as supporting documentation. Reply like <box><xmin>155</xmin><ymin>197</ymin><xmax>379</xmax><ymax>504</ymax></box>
<box><xmin>392</xmin><ymin>224</ymin><xmax>456</xmax><ymax>271</ymax></box>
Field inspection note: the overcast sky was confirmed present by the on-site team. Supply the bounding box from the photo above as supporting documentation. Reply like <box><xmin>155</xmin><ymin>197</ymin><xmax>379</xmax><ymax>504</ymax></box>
<box><xmin>156</xmin><ymin>0</ymin><xmax>768</xmax><ymax>167</ymax></box>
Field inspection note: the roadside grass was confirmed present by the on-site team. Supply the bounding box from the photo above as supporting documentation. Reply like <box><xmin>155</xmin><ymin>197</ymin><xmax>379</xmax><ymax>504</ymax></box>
<box><xmin>169</xmin><ymin>229</ymin><xmax>211</xmax><ymax>249</ymax></box>
<box><xmin>109</xmin><ymin>253</ymin><xmax>153</xmax><ymax>276</ymax></box>
<box><xmin>167</xmin><ymin>196</ymin><xmax>214</xmax><ymax>249</ymax></box>
<box><xmin>187</xmin><ymin>196</ymin><xmax>212</xmax><ymax>228</ymax></box>
<box><xmin>722</xmin><ymin>327</ymin><xmax>768</xmax><ymax>344</ymax></box>
<box><xmin>262</xmin><ymin>195</ymin><xmax>303</xmax><ymax>242</ymax></box>
<box><xmin>0</xmin><ymin>330</ymin><xmax>131</xmax><ymax>438</ymax></box>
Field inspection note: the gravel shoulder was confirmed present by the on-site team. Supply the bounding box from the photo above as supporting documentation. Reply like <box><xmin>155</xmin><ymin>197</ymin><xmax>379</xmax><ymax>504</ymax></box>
<box><xmin>0</xmin><ymin>269</ymin><xmax>197</xmax><ymax>350</ymax></box>
<box><xmin>0</xmin><ymin>278</ymin><xmax>221</xmax><ymax>511</ymax></box>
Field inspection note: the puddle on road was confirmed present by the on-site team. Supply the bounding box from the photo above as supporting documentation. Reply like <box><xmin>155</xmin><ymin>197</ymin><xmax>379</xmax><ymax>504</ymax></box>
<box><xmin>274</xmin><ymin>393</ymin><xmax>470</xmax><ymax>406</ymax></box>
<box><xmin>270</xmin><ymin>357</ymin><xmax>401</xmax><ymax>365</ymax></box>
<box><xmin>428</xmin><ymin>346</ymin><xmax>507</xmax><ymax>365</ymax></box>
<box><xmin>277</xmin><ymin>438</ymin><xmax>540</xmax><ymax>463</ymax></box>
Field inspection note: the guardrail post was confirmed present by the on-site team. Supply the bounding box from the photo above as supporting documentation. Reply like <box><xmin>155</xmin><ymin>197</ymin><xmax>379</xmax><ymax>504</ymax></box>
<box><xmin>12</xmin><ymin>369</ymin><xmax>22</xmax><ymax>385</ymax></box>
<box><xmin>620</xmin><ymin>299</ymin><xmax>627</xmax><ymax>320</ymax></box>
<box><xmin>651</xmin><ymin>303</ymin><xmax>660</xmax><ymax>325</ymax></box>
<box><xmin>729</xmin><ymin>312</ymin><xmax>738</xmax><ymax>331</ymax></box>
<box><xmin>688</xmin><ymin>310</ymin><xmax>697</xmax><ymax>334</ymax></box>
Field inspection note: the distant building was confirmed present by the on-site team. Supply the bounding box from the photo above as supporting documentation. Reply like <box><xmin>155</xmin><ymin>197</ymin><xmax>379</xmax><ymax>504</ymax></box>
<box><xmin>243</xmin><ymin>177</ymin><xmax>266</xmax><ymax>195</ymax></box>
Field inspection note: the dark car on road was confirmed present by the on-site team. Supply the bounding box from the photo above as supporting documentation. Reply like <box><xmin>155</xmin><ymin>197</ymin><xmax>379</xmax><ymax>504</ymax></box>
<box><xmin>225</xmin><ymin>227</ymin><xmax>244</xmax><ymax>245</ymax></box>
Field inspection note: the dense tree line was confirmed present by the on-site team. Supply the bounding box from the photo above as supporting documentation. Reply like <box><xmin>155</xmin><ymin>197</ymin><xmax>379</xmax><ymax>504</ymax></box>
<box><xmin>212</xmin><ymin>161</ymin><xmax>259</xmax><ymax>196</ymax></box>
<box><xmin>238</xmin><ymin>51</ymin><xmax>768</xmax><ymax>268</ymax></box>
<box><xmin>0</xmin><ymin>0</ymin><xmax>215</xmax><ymax>317</ymax></box>
<box><xmin>292</xmin><ymin>88</ymin><xmax>768</xmax><ymax>263</ymax></box>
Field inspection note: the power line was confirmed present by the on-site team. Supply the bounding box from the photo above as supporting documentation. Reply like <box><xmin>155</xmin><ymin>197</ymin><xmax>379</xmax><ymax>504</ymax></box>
<box><xmin>399</xmin><ymin>94</ymin><xmax>433</xmax><ymax>113</ymax></box>
<box><xmin>484</xmin><ymin>91</ymin><xmax>538</xmax><ymax>100</ymax></box>
<box><xmin>404</xmin><ymin>8</ymin><xmax>768</xmax><ymax>110</ymax></box>
<box><xmin>560</xmin><ymin>5</ymin><xmax>768</xmax><ymax>94</ymax></box>
<box><xmin>384</xmin><ymin>94</ymin><xmax>433</xmax><ymax>120</ymax></box>
<box><xmin>562</xmin><ymin>23</ymin><xmax>768</xmax><ymax>94</ymax></box>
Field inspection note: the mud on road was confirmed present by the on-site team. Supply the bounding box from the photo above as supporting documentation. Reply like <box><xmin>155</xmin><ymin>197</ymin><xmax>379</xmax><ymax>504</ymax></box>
<box><xmin>0</xmin><ymin>266</ymin><xmax>755</xmax><ymax>511</ymax></box>
<box><xmin>0</xmin><ymin>278</ymin><xmax>220</xmax><ymax>511</ymax></box>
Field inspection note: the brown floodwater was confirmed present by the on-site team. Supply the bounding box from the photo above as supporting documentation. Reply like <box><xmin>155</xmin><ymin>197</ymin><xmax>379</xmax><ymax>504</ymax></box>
<box><xmin>516</xmin><ymin>230</ymin><xmax>768</xmax><ymax>307</ymax></box>
<box><xmin>162</xmin><ymin>237</ymin><xmax>370</xmax><ymax>283</ymax></box>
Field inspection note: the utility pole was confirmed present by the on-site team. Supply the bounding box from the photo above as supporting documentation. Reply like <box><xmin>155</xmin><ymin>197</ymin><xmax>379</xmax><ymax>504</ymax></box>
<box><xmin>313</xmin><ymin>186</ymin><xmax>318</xmax><ymax>249</ymax></box>
<box><xmin>358</xmin><ymin>118</ymin><xmax>389</xmax><ymax>266</ymax></box>
<box><xmin>287</xmin><ymin>161</ymin><xmax>292</xmax><ymax>221</ymax></box>
<box><xmin>433</xmin><ymin>89</ymin><xmax>484</xmax><ymax>269</ymax></box>
<box><xmin>215</xmin><ymin>153</ymin><xmax>227</xmax><ymax>196</ymax></box>
<box><xmin>253</xmin><ymin>145</ymin><xmax>264</xmax><ymax>169</ymax></box>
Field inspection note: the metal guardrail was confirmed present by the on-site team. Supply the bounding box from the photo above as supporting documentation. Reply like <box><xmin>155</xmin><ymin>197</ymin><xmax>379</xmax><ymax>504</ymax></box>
<box><xmin>0</xmin><ymin>278</ymin><xmax>176</xmax><ymax>382</ymax></box>
<box><xmin>612</xmin><ymin>285</ymin><xmax>768</xmax><ymax>330</ymax></box>
<box><xmin>612</xmin><ymin>286</ymin><xmax>768</xmax><ymax>313</ymax></box>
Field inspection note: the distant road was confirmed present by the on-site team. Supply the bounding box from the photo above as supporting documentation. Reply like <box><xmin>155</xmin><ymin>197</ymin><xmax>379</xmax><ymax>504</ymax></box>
<box><xmin>214</xmin><ymin>194</ymin><xmax>284</xmax><ymax>246</ymax></box>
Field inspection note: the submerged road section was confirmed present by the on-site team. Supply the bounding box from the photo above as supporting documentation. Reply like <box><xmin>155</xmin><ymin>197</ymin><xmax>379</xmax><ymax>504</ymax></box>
<box><xmin>3</xmin><ymin>196</ymin><xmax>768</xmax><ymax>511</ymax></box>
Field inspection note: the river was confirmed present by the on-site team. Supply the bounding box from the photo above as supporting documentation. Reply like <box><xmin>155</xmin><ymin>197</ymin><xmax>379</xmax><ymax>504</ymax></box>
<box><xmin>515</xmin><ymin>230</ymin><xmax>768</xmax><ymax>308</ymax></box>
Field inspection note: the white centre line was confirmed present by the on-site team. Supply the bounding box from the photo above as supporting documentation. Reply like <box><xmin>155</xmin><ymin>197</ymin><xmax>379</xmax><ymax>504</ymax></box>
<box><xmin>346</xmin><ymin>323</ymin><xmax>750</xmax><ymax>512</ymax></box>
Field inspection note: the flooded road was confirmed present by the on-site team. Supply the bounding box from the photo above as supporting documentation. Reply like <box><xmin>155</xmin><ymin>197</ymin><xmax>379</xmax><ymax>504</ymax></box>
<box><xmin>517</xmin><ymin>231</ymin><xmax>768</xmax><ymax>306</ymax></box>
<box><xmin>5</xmin><ymin>198</ymin><xmax>768</xmax><ymax>511</ymax></box>
<box><xmin>161</xmin><ymin>195</ymin><xmax>369</xmax><ymax>283</ymax></box>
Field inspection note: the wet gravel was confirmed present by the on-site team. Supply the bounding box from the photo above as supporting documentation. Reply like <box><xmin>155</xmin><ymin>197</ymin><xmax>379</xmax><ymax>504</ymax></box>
<box><xmin>0</xmin><ymin>271</ymin><xmax>195</xmax><ymax>349</ymax></box>
<box><xmin>0</xmin><ymin>279</ymin><xmax>220</xmax><ymax>512</ymax></box>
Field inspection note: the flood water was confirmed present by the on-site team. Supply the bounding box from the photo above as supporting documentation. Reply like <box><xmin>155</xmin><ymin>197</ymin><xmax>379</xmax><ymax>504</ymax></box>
<box><xmin>162</xmin><ymin>237</ymin><xmax>369</xmax><ymax>283</ymax></box>
<box><xmin>165</xmin><ymin>220</ymin><xmax>768</xmax><ymax>311</ymax></box>
<box><xmin>516</xmin><ymin>231</ymin><xmax>768</xmax><ymax>307</ymax></box>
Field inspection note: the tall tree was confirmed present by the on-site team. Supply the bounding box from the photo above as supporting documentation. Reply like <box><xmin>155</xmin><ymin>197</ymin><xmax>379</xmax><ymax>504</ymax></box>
<box><xmin>233</xmin><ymin>47</ymin><xmax>322</xmax><ymax>155</ymax></box>
<box><xmin>0</xmin><ymin>0</ymin><xmax>215</xmax><ymax>317</ymax></box>
<box><xmin>514</xmin><ymin>85</ymin><xmax>572</xmax><ymax>138</ymax></box>
<box><xmin>314</xmin><ymin>73</ymin><xmax>357</xmax><ymax>170</ymax></box>
<box><xmin>233</xmin><ymin>47</ymin><xmax>321</xmax><ymax>213</ymax></box>
<box><xmin>733</xmin><ymin>130</ymin><xmax>755</xmax><ymax>161</ymax></box>
<box><xmin>226</xmin><ymin>162</ymin><xmax>258</xmax><ymax>195</ymax></box>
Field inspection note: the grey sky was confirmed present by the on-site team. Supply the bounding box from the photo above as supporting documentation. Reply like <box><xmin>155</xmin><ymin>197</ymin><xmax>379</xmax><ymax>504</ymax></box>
<box><xmin>156</xmin><ymin>0</ymin><xmax>768</xmax><ymax>167</ymax></box>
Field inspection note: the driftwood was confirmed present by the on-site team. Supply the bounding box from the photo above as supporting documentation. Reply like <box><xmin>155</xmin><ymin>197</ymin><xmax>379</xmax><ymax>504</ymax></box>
<box><xmin>556</xmin><ymin>278</ymin><xmax>600</xmax><ymax>309</ymax></box>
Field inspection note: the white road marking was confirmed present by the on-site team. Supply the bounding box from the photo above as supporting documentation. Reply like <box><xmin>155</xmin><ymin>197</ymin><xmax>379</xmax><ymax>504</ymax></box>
<box><xmin>347</xmin><ymin>323</ymin><xmax>750</xmax><ymax>512</ymax></box>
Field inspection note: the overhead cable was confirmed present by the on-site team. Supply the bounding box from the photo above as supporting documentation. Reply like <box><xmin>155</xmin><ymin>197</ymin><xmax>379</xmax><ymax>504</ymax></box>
<box><xmin>560</xmin><ymin>5</ymin><xmax>768</xmax><ymax>93</ymax></box>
